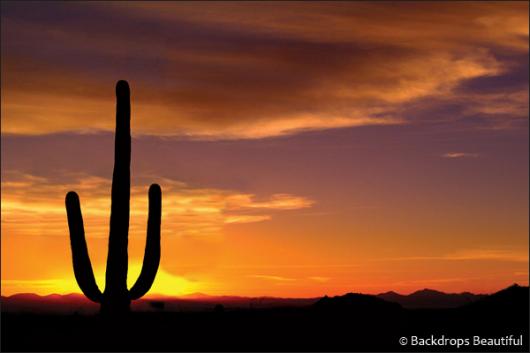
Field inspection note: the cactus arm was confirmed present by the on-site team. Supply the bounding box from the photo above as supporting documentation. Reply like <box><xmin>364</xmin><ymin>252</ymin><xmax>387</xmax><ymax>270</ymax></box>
<box><xmin>129</xmin><ymin>184</ymin><xmax>162</xmax><ymax>300</ymax></box>
<box><xmin>105</xmin><ymin>80</ymin><xmax>131</xmax><ymax>294</ymax></box>
<box><xmin>65</xmin><ymin>191</ymin><xmax>103</xmax><ymax>303</ymax></box>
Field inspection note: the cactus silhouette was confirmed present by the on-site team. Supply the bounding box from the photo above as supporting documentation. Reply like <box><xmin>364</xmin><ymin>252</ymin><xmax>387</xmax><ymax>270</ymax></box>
<box><xmin>65</xmin><ymin>80</ymin><xmax>162</xmax><ymax>314</ymax></box>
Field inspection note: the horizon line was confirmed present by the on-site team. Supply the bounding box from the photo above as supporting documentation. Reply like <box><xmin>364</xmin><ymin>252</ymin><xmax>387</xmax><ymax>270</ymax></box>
<box><xmin>2</xmin><ymin>283</ymin><xmax>526</xmax><ymax>300</ymax></box>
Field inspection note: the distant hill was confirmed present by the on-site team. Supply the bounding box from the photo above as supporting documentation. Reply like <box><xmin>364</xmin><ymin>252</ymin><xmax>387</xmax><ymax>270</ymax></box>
<box><xmin>462</xmin><ymin>283</ymin><xmax>529</xmax><ymax>318</ymax></box>
<box><xmin>466</xmin><ymin>283</ymin><xmax>528</xmax><ymax>307</ymax></box>
<box><xmin>1</xmin><ymin>293</ymin><xmax>99</xmax><ymax>314</ymax></box>
<box><xmin>0</xmin><ymin>293</ymin><xmax>319</xmax><ymax>314</ymax></box>
<box><xmin>314</xmin><ymin>292</ymin><xmax>402</xmax><ymax>312</ymax></box>
<box><xmin>377</xmin><ymin>288</ymin><xmax>485</xmax><ymax>308</ymax></box>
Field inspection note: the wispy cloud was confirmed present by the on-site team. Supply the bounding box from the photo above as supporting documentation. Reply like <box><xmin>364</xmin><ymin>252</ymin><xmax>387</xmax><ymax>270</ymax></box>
<box><xmin>308</xmin><ymin>276</ymin><xmax>330</xmax><ymax>283</ymax></box>
<box><xmin>514</xmin><ymin>271</ymin><xmax>528</xmax><ymax>277</ymax></box>
<box><xmin>1</xmin><ymin>2</ymin><xmax>527</xmax><ymax>138</ymax></box>
<box><xmin>1</xmin><ymin>171</ymin><xmax>314</xmax><ymax>238</ymax></box>
<box><xmin>224</xmin><ymin>215</ymin><xmax>271</xmax><ymax>224</ymax></box>
<box><xmin>443</xmin><ymin>249</ymin><xmax>528</xmax><ymax>262</ymax></box>
<box><xmin>249</xmin><ymin>275</ymin><xmax>296</xmax><ymax>282</ymax></box>
<box><xmin>248</xmin><ymin>275</ymin><xmax>331</xmax><ymax>284</ymax></box>
<box><xmin>386</xmin><ymin>249</ymin><xmax>528</xmax><ymax>263</ymax></box>
<box><xmin>442</xmin><ymin>152</ymin><xmax>480</xmax><ymax>159</ymax></box>
<box><xmin>226</xmin><ymin>193</ymin><xmax>314</xmax><ymax>211</ymax></box>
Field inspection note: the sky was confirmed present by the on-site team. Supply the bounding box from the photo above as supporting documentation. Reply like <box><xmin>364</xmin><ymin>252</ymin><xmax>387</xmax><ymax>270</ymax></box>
<box><xmin>1</xmin><ymin>1</ymin><xmax>528</xmax><ymax>298</ymax></box>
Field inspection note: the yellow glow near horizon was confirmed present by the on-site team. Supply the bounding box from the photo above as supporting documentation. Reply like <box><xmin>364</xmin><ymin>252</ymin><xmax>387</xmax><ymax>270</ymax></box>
<box><xmin>128</xmin><ymin>264</ymin><xmax>201</xmax><ymax>298</ymax></box>
<box><xmin>1</xmin><ymin>264</ymin><xmax>200</xmax><ymax>298</ymax></box>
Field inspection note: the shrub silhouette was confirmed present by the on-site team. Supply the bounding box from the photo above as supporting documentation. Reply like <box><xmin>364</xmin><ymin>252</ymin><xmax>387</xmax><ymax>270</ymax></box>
<box><xmin>65</xmin><ymin>80</ymin><xmax>162</xmax><ymax>315</ymax></box>
<box><xmin>213</xmin><ymin>304</ymin><xmax>225</xmax><ymax>313</ymax></box>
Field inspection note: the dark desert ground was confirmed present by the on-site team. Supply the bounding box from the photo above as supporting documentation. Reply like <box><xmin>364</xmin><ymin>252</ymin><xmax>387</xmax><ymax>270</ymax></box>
<box><xmin>2</xmin><ymin>284</ymin><xmax>528</xmax><ymax>352</ymax></box>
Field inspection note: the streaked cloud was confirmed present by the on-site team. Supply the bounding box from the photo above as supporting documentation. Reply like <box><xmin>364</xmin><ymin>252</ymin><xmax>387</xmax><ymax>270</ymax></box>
<box><xmin>442</xmin><ymin>152</ymin><xmax>480</xmax><ymax>158</ymax></box>
<box><xmin>224</xmin><ymin>215</ymin><xmax>271</xmax><ymax>224</ymax></box>
<box><xmin>226</xmin><ymin>193</ymin><xmax>314</xmax><ymax>211</ymax></box>
<box><xmin>248</xmin><ymin>275</ymin><xmax>331</xmax><ymax>284</ymax></box>
<box><xmin>387</xmin><ymin>249</ymin><xmax>528</xmax><ymax>263</ymax></box>
<box><xmin>308</xmin><ymin>276</ymin><xmax>330</xmax><ymax>283</ymax></box>
<box><xmin>444</xmin><ymin>249</ymin><xmax>528</xmax><ymax>262</ymax></box>
<box><xmin>249</xmin><ymin>274</ymin><xmax>296</xmax><ymax>282</ymax></box>
<box><xmin>1</xmin><ymin>2</ymin><xmax>527</xmax><ymax>138</ymax></box>
<box><xmin>1</xmin><ymin>171</ymin><xmax>314</xmax><ymax>239</ymax></box>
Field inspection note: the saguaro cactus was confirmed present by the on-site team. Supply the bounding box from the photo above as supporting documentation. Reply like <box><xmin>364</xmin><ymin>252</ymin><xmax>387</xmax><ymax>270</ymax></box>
<box><xmin>65</xmin><ymin>80</ymin><xmax>162</xmax><ymax>314</ymax></box>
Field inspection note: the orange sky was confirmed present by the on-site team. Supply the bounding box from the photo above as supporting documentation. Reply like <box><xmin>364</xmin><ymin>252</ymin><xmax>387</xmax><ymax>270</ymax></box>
<box><xmin>1</xmin><ymin>1</ymin><xmax>528</xmax><ymax>297</ymax></box>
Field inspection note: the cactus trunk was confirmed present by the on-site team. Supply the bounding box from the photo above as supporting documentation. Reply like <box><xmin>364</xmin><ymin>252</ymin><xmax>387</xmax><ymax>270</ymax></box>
<box><xmin>103</xmin><ymin>80</ymin><xmax>132</xmax><ymax>314</ymax></box>
<box><xmin>65</xmin><ymin>80</ymin><xmax>162</xmax><ymax>316</ymax></box>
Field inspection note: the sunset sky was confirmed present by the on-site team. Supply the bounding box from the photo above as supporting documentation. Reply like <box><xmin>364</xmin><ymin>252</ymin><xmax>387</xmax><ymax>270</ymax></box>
<box><xmin>1</xmin><ymin>1</ymin><xmax>528</xmax><ymax>298</ymax></box>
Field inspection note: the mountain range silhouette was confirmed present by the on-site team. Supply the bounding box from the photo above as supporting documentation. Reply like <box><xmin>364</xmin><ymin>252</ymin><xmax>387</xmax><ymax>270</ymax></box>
<box><xmin>1</xmin><ymin>286</ymin><xmax>491</xmax><ymax>314</ymax></box>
